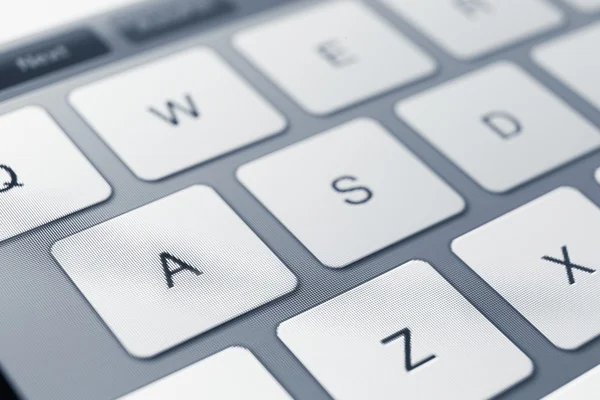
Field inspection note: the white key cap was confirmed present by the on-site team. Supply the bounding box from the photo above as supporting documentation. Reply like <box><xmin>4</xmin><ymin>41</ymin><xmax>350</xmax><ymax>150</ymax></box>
<box><xmin>238</xmin><ymin>119</ymin><xmax>464</xmax><ymax>268</ymax></box>
<box><xmin>397</xmin><ymin>63</ymin><xmax>600</xmax><ymax>193</ymax></box>
<box><xmin>52</xmin><ymin>186</ymin><xmax>297</xmax><ymax>358</ymax></box>
<box><xmin>0</xmin><ymin>106</ymin><xmax>111</xmax><ymax>242</ymax></box>
<box><xmin>70</xmin><ymin>47</ymin><xmax>286</xmax><ymax>181</ymax></box>
<box><xmin>381</xmin><ymin>0</ymin><xmax>564</xmax><ymax>60</ymax></box>
<box><xmin>453</xmin><ymin>187</ymin><xmax>600</xmax><ymax>350</ymax></box>
<box><xmin>544</xmin><ymin>364</ymin><xmax>600</xmax><ymax>399</ymax></box>
<box><xmin>278</xmin><ymin>260</ymin><xmax>533</xmax><ymax>399</ymax></box>
<box><xmin>234</xmin><ymin>1</ymin><xmax>436</xmax><ymax>116</ymax></box>
<box><xmin>534</xmin><ymin>22</ymin><xmax>600</xmax><ymax>112</ymax></box>
<box><xmin>563</xmin><ymin>0</ymin><xmax>600</xmax><ymax>12</ymax></box>
<box><xmin>120</xmin><ymin>347</ymin><xmax>292</xmax><ymax>400</ymax></box>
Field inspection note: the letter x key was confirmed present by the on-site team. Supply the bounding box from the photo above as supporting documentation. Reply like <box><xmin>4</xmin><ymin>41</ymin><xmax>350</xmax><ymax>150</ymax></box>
<box><xmin>542</xmin><ymin>246</ymin><xmax>596</xmax><ymax>285</ymax></box>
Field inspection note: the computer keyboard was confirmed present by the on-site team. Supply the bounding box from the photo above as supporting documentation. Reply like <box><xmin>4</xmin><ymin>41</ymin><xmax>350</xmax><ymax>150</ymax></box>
<box><xmin>2</xmin><ymin>0</ymin><xmax>600</xmax><ymax>399</ymax></box>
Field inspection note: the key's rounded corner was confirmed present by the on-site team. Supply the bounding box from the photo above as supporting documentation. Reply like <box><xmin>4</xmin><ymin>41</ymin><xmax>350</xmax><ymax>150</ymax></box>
<box><xmin>218</xmin><ymin>345</ymin><xmax>256</xmax><ymax>360</ymax></box>
<box><xmin>234</xmin><ymin>162</ymin><xmax>253</xmax><ymax>186</ymax></box>
<box><xmin>552</xmin><ymin>185</ymin><xmax>583</xmax><ymax>198</ymax></box>
<box><xmin>287</xmin><ymin>270</ymin><xmax>300</xmax><ymax>291</ymax></box>
<box><xmin>123</xmin><ymin>344</ymin><xmax>163</xmax><ymax>361</ymax></box>
<box><xmin>277</xmin><ymin>268</ymin><xmax>300</xmax><ymax>299</ymax></box>
<box><xmin>449</xmin><ymin>234</ymin><xmax>466</xmax><ymax>256</ymax></box>
<box><xmin>404</xmin><ymin>259</ymin><xmax>434</xmax><ymax>271</ymax></box>
<box><xmin>97</xmin><ymin>177</ymin><xmax>114</xmax><ymax>202</ymax></box>
<box><xmin>275</xmin><ymin>318</ymin><xmax>292</xmax><ymax>341</ymax></box>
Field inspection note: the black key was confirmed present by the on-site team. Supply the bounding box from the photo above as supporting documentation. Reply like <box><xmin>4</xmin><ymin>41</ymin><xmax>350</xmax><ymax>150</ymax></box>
<box><xmin>0</xmin><ymin>29</ymin><xmax>109</xmax><ymax>92</ymax></box>
<box><xmin>0</xmin><ymin>366</ymin><xmax>20</xmax><ymax>400</ymax></box>
<box><xmin>117</xmin><ymin>0</ymin><xmax>233</xmax><ymax>43</ymax></box>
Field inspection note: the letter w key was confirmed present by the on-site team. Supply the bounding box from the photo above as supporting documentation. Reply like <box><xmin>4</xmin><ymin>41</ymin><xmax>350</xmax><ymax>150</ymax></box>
<box><xmin>148</xmin><ymin>94</ymin><xmax>199</xmax><ymax>126</ymax></box>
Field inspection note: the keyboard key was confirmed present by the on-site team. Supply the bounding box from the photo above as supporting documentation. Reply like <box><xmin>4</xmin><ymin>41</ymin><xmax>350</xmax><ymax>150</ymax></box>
<box><xmin>117</xmin><ymin>0</ymin><xmax>233</xmax><ymax>43</ymax></box>
<box><xmin>381</xmin><ymin>0</ymin><xmax>564</xmax><ymax>60</ymax></box>
<box><xmin>0</xmin><ymin>106</ymin><xmax>111</xmax><ymax>242</ymax></box>
<box><xmin>563</xmin><ymin>0</ymin><xmax>600</xmax><ymax>12</ymax></box>
<box><xmin>0</xmin><ymin>29</ymin><xmax>109</xmax><ymax>92</ymax></box>
<box><xmin>238</xmin><ymin>119</ymin><xmax>464</xmax><ymax>268</ymax></box>
<box><xmin>453</xmin><ymin>187</ymin><xmax>600</xmax><ymax>350</ymax></box>
<box><xmin>52</xmin><ymin>186</ymin><xmax>297</xmax><ymax>358</ymax></box>
<box><xmin>534</xmin><ymin>22</ymin><xmax>600</xmax><ymax>112</ymax></box>
<box><xmin>397</xmin><ymin>63</ymin><xmax>600</xmax><ymax>193</ymax></box>
<box><xmin>120</xmin><ymin>347</ymin><xmax>291</xmax><ymax>400</ymax></box>
<box><xmin>70</xmin><ymin>47</ymin><xmax>286</xmax><ymax>181</ymax></box>
<box><xmin>544</xmin><ymin>364</ymin><xmax>600</xmax><ymax>399</ymax></box>
<box><xmin>278</xmin><ymin>260</ymin><xmax>533</xmax><ymax>399</ymax></box>
<box><xmin>234</xmin><ymin>1</ymin><xmax>436</xmax><ymax>116</ymax></box>
<box><xmin>0</xmin><ymin>365</ymin><xmax>19</xmax><ymax>400</ymax></box>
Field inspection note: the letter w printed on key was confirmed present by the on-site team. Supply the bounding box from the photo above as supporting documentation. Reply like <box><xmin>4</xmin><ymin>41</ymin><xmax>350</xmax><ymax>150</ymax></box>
<box><xmin>148</xmin><ymin>94</ymin><xmax>200</xmax><ymax>126</ymax></box>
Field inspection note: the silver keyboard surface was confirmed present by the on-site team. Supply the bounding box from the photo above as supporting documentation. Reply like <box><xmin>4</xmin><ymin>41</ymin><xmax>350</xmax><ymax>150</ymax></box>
<box><xmin>3</xmin><ymin>0</ymin><xmax>600</xmax><ymax>399</ymax></box>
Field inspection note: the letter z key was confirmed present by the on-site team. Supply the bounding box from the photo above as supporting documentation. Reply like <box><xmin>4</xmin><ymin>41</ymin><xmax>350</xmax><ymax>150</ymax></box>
<box><xmin>278</xmin><ymin>261</ymin><xmax>532</xmax><ymax>399</ymax></box>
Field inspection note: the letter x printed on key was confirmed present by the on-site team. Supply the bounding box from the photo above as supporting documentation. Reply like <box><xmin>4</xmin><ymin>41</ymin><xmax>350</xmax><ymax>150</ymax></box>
<box><xmin>542</xmin><ymin>246</ymin><xmax>596</xmax><ymax>285</ymax></box>
<box><xmin>0</xmin><ymin>165</ymin><xmax>23</xmax><ymax>193</ymax></box>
